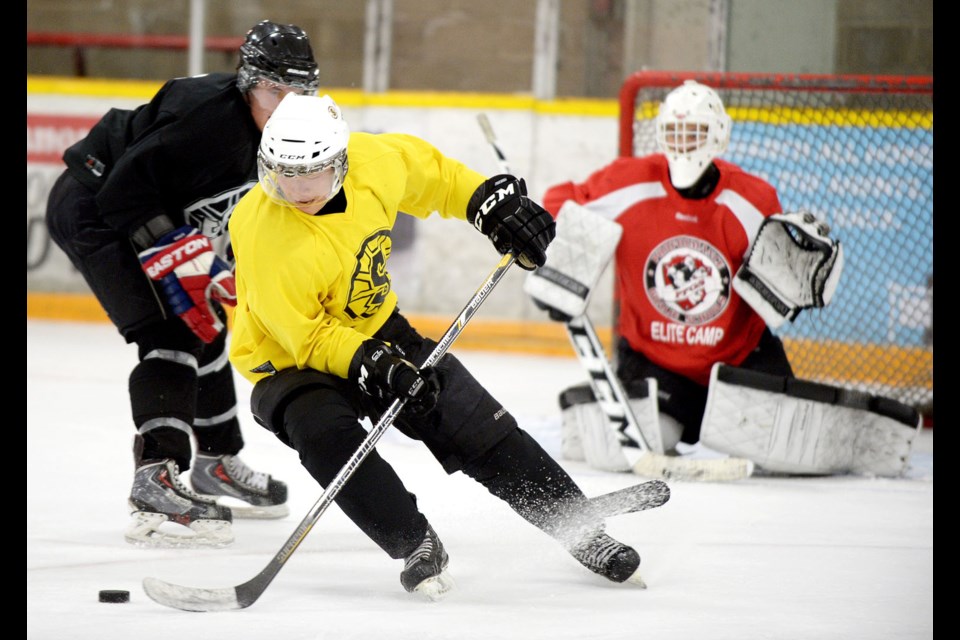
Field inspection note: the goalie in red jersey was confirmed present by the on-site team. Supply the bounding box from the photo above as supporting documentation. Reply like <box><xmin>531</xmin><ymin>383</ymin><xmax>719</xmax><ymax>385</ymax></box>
<box><xmin>525</xmin><ymin>81</ymin><xmax>920</xmax><ymax>480</ymax></box>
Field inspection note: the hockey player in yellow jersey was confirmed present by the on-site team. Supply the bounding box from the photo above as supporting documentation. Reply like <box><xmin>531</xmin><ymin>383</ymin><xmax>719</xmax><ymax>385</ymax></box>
<box><xmin>228</xmin><ymin>93</ymin><xmax>646</xmax><ymax>599</ymax></box>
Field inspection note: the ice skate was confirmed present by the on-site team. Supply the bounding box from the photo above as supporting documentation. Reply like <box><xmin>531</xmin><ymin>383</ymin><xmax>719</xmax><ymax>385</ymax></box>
<box><xmin>125</xmin><ymin>459</ymin><xmax>234</xmax><ymax>548</ymax></box>
<box><xmin>568</xmin><ymin>527</ymin><xmax>646</xmax><ymax>587</ymax></box>
<box><xmin>190</xmin><ymin>453</ymin><xmax>289</xmax><ymax>519</ymax></box>
<box><xmin>400</xmin><ymin>525</ymin><xmax>455</xmax><ymax>601</ymax></box>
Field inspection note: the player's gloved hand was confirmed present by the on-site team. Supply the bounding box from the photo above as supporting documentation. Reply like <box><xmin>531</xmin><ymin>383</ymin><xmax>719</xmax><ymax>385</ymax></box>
<box><xmin>348</xmin><ymin>341</ymin><xmax>441</xmax><ymax>415</ymax></box>
<box><xmin>532</xmin><ymin>298</ymin><xmax>573</xmax><ymax>323</ymax></box>
<box><xmin>137</xmin><ymin>225</ymin><xmax>237</xmax><ymax>343</ymax></box>
<box><xmin>467</xmin><ymin>174</ymin><xmax>556</xmax><ymax>271</ymax></box>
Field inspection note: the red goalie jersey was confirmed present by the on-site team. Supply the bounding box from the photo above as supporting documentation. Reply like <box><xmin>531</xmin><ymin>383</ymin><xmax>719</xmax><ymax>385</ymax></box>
<box><xmin>542</xmin><ymin>154</ymin><xmax>782</xmax><ymax>386</ymax></box>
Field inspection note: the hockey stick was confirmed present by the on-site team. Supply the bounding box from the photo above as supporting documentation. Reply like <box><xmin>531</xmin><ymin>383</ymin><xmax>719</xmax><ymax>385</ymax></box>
<box><xmin>475</xmin><ymin>113</ymin><xmax>751</xmax><ymax>483</ymax></box>
<box><xmin>143</xmin><ymin>252</ymin><xmax>517</xmax><ymax>612</ymax></box>
<box><xmin>580</xmin><ymin>478</ymin><xmax>670</xmax><ymax>520</ymax></box>
<box><xmin>567</xmin><ymin>314</ymin><xmax>754</xmax><ymax>482</ymax></box>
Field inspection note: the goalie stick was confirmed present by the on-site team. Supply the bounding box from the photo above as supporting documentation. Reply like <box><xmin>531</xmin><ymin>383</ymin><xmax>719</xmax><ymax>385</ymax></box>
<box><xmin>143</xmin><ymin>252</ymin><xmax>517</xmax><ymax>612</ymax></box>
<box><xmin>475</xmin><ymin>113</ymin><xmax>752</xmax><ymax>483</ymax></box>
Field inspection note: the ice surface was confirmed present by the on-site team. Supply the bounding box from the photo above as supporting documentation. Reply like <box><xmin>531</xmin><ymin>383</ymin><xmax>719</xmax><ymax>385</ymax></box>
<box><xmin>27</xmin><ymin>319</ymin><xmax>933</xmax><ymax>640</ymax></box>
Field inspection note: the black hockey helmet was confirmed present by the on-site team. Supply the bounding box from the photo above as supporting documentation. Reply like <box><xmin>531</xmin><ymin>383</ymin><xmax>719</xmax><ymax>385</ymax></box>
<box><xmin>237</xmin><ymin>20</ymin><xmax>320</xmax><ymax>94</ymax></box>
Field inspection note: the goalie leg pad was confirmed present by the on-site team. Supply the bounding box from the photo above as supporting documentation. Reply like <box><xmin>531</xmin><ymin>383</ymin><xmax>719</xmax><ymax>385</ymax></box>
<box><xmin>524</xmin><ymin>201</ymin><xmax>622</xmax><ymax>320</ymax></box>
<box><xmin>559</xmin><ymin>380</ymin><xmax>661</xmax><ymax>473</ymax></box>
<box><xmin>699</xmin><ymin>364</ymin><xmax>921</xmax><ymax>477</ymax></box>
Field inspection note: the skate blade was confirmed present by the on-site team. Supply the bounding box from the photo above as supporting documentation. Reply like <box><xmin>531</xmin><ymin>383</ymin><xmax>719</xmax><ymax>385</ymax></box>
<box><xmin>193</xmin><ymin>494</ymin><xmax>290</xmax><ymax>520</ymax></box>
<box><xmin>224</xmin><ymin>503</ymin><xmax>289</xmax><ymax>520</ymax></box>
<box><xmin>413</xmin><ymin>569</ymin><xmax>456</xmax><ymax>602</ymax></box>
<box><xmin>624</xmin><ymin>568</ymin><xmax>648</xmax><ymax>589</ymax></box>
<box><xmin>125</xmin><ymin>512</ymin><xmax>234</xmax><ymax>549</ymax></box>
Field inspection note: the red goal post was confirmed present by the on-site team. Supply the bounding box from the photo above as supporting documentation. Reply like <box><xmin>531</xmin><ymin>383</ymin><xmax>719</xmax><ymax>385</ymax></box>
<box><xmin>617</xmin><ymin>71</ymin><xmax>933</xmax><ymax>415</ymax></box>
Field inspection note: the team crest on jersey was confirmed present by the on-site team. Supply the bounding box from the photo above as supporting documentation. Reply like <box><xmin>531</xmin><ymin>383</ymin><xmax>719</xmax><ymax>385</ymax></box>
<box><xmin>644</xmin><ymin>236</ymin><xmax>731</xmax><ymax>324</ymax></box>
<box><xmin>183</xmin><ymin>180</ymin><xmax>258</xmax><ymax>238</ymax></box>
<box><xmin>346</xmin><ymin>230</ymin><xmax>392</xmax><ymax>319</ymax></box>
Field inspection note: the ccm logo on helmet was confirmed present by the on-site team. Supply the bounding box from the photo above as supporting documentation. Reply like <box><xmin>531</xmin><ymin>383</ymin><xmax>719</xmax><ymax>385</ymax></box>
<box><xmin>280</xmin><ymin>153</ymin><xmax>306</xmax><ymax>160</ymax></box>
<box><xmin>144</xmin><ymin>237</ymin><xmax>211</xmax><ymax>279</ymax></box>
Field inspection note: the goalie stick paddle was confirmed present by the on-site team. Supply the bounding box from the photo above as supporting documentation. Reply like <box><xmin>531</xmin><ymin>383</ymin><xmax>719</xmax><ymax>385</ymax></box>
<box><xmin>143</xmin><ymin>253</ymin><xmax>517</xmax><ymax>612</ymax></box>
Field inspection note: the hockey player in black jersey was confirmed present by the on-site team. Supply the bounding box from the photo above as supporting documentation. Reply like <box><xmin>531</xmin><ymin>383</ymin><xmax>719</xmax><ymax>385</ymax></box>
<box><xmin>44</xmin><ymin>20</ymin><xmax>321</xmax><ymax>548</ymax></box>
<box><xmin>226</xmin><ymin>92</ymin><xmax>647</xmax><ymax>598</ymax></box>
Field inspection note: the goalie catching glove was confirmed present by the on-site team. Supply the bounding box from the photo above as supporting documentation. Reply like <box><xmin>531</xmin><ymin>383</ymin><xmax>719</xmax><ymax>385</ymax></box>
<box><xmin>467</xmin><ymin>175</ymin><xmax>556</xmax><ymax>271</ymax></box>
<box><xmin>137</xmin><ymin>223</ymin><xmax>237</xmax><ymax>343</ymax></box>
<box><xmin>733</xmin><ymin>211</ymin><xmax>843</xmax><ymax>328</ymax></box>
<box><xmin>348</xmin><ymin>341</ymin><xmax>440</xmax><ymax>415</ymax></box>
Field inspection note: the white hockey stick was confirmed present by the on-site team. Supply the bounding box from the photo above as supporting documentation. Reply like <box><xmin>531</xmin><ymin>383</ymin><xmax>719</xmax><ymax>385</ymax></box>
<box><xmin>143</xmin><ymin>252</ymin><xmax>517</xmax><ymax>612</ymax></box>
<box><xmin>475</xmin><ymin>113</ymin><xmax>752</xmax><ymax>483</ymax></box>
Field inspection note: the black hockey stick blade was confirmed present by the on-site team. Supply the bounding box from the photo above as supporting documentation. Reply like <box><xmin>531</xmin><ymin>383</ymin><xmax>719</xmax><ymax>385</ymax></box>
<box><xmin>584</xmin><ymin>479</ymin><xmax>670</xmax><ymax>519</ymax></box>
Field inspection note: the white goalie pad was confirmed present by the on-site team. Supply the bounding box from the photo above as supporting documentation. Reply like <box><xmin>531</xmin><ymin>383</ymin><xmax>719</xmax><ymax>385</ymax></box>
<box><xmin>733</xmin><ymin>211</ymin><xmax>844</xmax><ymax>328</ymax></box>
<box><xmin>559</xmin><ymin>380</ymin><xmax>670</xmax><ymax>472</ymax></box>
<box><xmin>524</xmin><ymin>201</ymin><xmax>622</xmax><ymax>319</ymax></box>
<box><xmin>700</xmin><ymin>364</ymin><xmax>922</xmax><ymax>477</ymax></box>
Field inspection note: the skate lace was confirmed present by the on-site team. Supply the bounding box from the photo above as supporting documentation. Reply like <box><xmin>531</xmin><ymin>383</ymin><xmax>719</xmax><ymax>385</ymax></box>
<box><xmin>405</xmin><ymin>531</ymin><xmax>437</xmax><ymax>567</ymax></box>
<box><xmin>162</xmin><ymin>461</ymin><xmax>215</xmax><ymax>504</ymax></box>
<box><xmin>572</xmin><ymin>533</ymin><xmax>622</xmax><ymax>572</ymax></box>
<box><xmin>223</xmin><ymin>455</ymin><xmax>269</xmax><ymax>491</ymax></box>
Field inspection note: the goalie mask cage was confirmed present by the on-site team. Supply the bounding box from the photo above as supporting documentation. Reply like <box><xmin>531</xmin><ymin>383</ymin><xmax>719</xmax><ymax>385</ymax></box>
<box><xmin>618</xmin><ymin>71</ymin><xmax>933</xmax><ymax>415</ymax></box>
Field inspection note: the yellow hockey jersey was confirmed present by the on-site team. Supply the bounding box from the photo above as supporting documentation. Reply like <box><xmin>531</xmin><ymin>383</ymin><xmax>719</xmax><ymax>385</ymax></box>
<box><xmin>229</xmin><ymin>131</ymin><xmax>487</xmax><ymax>384</ymax></box>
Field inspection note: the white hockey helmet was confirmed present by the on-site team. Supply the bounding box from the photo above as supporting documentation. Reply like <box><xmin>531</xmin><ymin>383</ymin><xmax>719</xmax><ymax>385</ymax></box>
<box><xmin>655</xmin><ymin>80</ymin><xmax>732</xmax><ymax>189</ymax></box>
<box><xmin>257</xmin><ymin>93</ymin><xmax>350</xmax><ymax>212</ymax></box>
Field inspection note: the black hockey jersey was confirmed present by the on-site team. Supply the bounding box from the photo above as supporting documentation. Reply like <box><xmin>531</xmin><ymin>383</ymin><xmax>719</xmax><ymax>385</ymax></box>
<box><xmin>62</xmin><ymin>72</ymin><xmax>261</xmax><ymax>247</ymax></box>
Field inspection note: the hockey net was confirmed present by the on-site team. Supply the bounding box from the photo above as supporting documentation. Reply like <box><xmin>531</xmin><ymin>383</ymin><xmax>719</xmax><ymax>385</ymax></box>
<box><xmin>618</xmin><ymin>71</ymin><xmax>933</xmax><ymax>415</ymax></box>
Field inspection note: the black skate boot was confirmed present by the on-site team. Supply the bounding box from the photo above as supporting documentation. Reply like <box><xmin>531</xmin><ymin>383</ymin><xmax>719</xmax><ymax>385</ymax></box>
<box><xmin>400</xmin><ymin>525</ymin><xmax>455</xmax><ymax>600</ymax></box>
<box><xmin>568</xmin><ymin>526</ymin><xmax>645</xmax><ymax>587</ymax></box>
<box><xmin>190</xmin><ymin>453</ymin><xmax>289</xmax><ymax>519</ymax></box>
<box><xmin>126</xmin><ymin>459</ymin><xmax>234</xmax><ymax>548</ymax></box>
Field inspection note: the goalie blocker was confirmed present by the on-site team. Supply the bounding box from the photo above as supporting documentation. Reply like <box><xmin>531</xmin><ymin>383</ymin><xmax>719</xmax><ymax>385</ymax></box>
<box><xmin>700</xmin><ymin>363</ymin><xmax>922</xmax><ymax>477</ymax></box>
<box><xmin>523</xmin><ymin>200</ymin><xmax>622</xmax><ymax>321</ymax></box>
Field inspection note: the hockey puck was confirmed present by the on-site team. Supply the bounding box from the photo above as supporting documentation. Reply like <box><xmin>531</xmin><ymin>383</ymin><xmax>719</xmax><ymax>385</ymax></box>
<box><xmin>99</xmin><ymin>590</ymin><xmax>130</xmax><ymax>603</ymax></box>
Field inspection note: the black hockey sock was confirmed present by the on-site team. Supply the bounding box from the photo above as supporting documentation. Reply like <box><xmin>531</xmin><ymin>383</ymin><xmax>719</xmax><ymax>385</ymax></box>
<box><xmin>129</xmin><ymin>356</ymin><xmax>197</xmax><ymax>470</ymax></box>
<box><xmin>194</xmin><ymin>352</ymin><xmax>244</xmax><ymax>455</ymax></box>
<box><xmin>461</xmin><ymin>428</ymin><xmax>588</xmax><ymax>537</ymax></box>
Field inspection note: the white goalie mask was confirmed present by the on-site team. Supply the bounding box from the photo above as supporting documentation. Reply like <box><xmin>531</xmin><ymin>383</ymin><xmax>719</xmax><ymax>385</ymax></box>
<box><xmin>258</xmin><ymin>93</ymin><xmax>350</xmax><ymax>213</ymax></box>
<box><xmin>655</xmin><ymin>80</ymin><xmax>732</xmax><ymax>189</ymax></box>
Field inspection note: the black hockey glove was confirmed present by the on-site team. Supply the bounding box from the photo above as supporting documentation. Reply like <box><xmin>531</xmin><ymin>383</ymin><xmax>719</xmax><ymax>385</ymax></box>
<box><xmin>467</xmin><ymin>175</ymin><xmax>556</xmax><ymax>271</ymax></box>
<box><xmin>348</xmin><ymin>341</ymin><xmax>440</xmax><ymax>415</ymax></box>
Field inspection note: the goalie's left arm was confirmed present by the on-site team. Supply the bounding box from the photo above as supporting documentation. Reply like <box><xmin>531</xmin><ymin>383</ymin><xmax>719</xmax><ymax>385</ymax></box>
<box><xmin>732</xmin><ymin>211</ymin><xmax>844</xmax><ymax>328</ymax></box>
